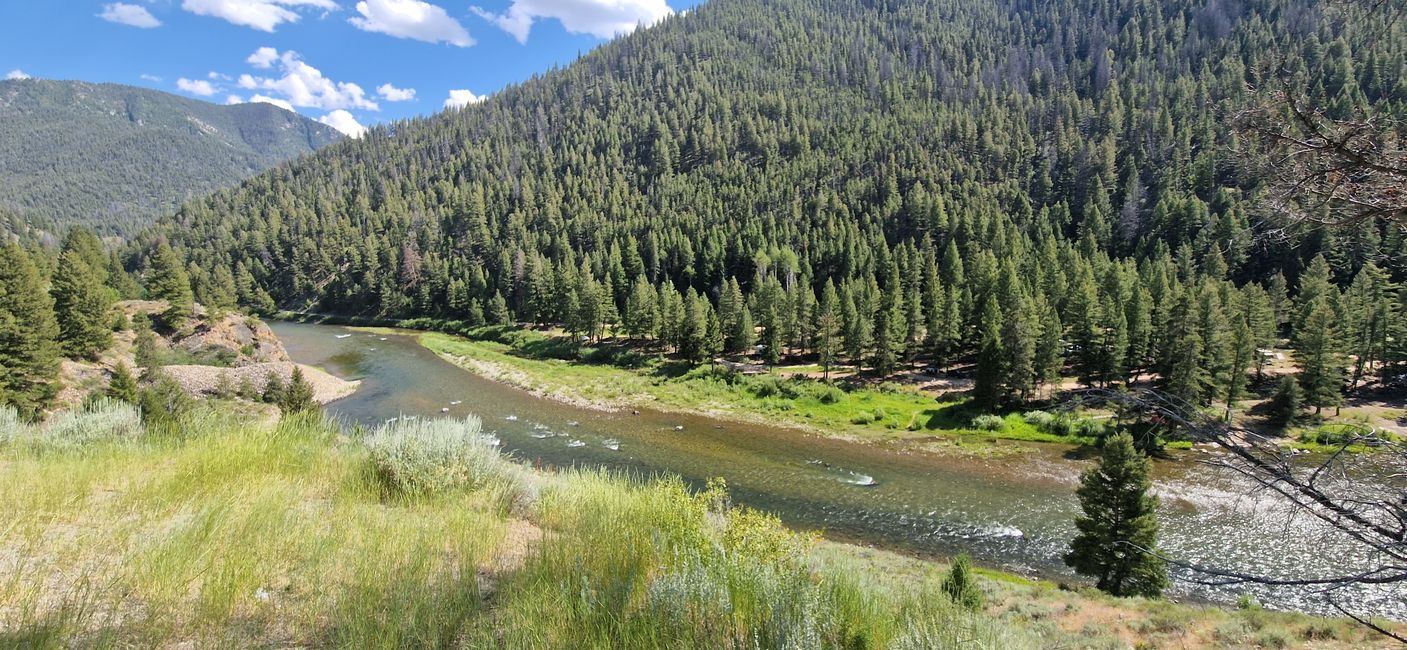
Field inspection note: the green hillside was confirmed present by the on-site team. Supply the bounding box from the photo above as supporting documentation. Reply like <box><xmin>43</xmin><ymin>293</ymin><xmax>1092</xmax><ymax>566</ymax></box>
<box><xmin>0</xmin><ymin>79</ymin><xmax>342</xmax><ymax>236</ymax></box>
<box><xmin>149</xmin><ymin>0</ymin><xmax>1405</xmax><ymax>418</ymax></box>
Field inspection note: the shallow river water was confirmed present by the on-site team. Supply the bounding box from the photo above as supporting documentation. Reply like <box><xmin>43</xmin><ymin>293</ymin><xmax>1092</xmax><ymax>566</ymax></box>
<box><xmin>271</xmin><ymin>321</ymin><xmax>1404</xmax><ymax>619</ymax></box>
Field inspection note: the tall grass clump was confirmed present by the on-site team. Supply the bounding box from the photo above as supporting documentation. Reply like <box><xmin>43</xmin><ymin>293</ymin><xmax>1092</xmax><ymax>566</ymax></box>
<box><xmin>364</xmin><ymin>415</ymin><xmax>520</xmax><ymax>499</ymax></box>
<box><xmin>485</xmin><ymin>473</ymin><xmax>1032</xmax><ymax>649</ymax></box>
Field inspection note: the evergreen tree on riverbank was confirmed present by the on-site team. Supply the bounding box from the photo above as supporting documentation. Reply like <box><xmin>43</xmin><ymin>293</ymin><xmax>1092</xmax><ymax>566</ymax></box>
<box><xmin>51</xmin><ymin>249</ymin><xmax>113</xmax><ymax>360</ymax></box>
<box><xmin>0</xmin><ymin>243</ymin><xmax>61</xmax><ymax>420</ymax></box>
<box><xmin>1065</xmin><ymin>432</ymin><xmax>1168</xmax><ymax>598</ymax></box>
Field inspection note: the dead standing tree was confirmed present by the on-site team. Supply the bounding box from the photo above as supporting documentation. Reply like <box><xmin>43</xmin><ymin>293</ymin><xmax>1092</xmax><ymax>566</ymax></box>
<box><xmin>1234</xmin><ymin>1</ymin><xmax>1407</xmax><ymax>232</ymax></box>
<box><xmin>1079</xmin><ymin>388</ymin><xmax>1407</xmax><ymax>641</ymax></box>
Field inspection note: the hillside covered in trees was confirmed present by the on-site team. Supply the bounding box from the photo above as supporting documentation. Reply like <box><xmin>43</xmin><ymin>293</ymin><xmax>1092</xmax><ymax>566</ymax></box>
<box><xmin>143</xmin><ymin>0</ymin><xmax>1405</xmax><ymax>417</ymax></box>
<box><xmin>0</xmin><ymin>79</ymin><xmax>342</xmax><ymax>236</ymax></box>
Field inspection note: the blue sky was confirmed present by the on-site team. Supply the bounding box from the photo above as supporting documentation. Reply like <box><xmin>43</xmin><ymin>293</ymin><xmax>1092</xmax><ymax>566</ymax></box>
<box><xmin>0</xmin><ymin>0</ymin><xmax>698</xmax><ymax>136</ymax></box>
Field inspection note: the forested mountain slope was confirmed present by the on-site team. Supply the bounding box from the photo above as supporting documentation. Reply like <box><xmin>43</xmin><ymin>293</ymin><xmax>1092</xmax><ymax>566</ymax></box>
<box><xmin>0</xmin><ymin>79</ymin><xmax>342</xmax><ymax>236</ymax></box>
<box><xmin>151</xmin><ymin>0</ymin><xmax>1406</xmax><ymax>408</ymax></box>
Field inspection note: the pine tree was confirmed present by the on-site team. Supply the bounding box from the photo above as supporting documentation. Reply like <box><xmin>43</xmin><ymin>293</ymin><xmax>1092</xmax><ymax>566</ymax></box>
<box><xmin>107</xmin><ymin>361</ymin><xmax>139</xmax><ymax>404</ymax></box>
<box><xmin>487</xmin><ymin>290</ymin><xmax>512</xmax><ymax>326</ymax></box>
<box><xmin>971</xmin><ymin>299</ymin><xmax>1006</xmax><ymax>410</ymax></box>
<box><xmin>1033</xmin><ymin>294</ymin><xmax>1064</xmax><ymax>398</ymax></box>
<box><xmin>0</xmin><ymin>243</ymin><xmax>61</xmax><ymax>420</ymax></box>
<box><xmin>1267</xmin><ymin>376</ymin><xmax>1303</xmax><ymax>427</ymax></box>
<box><xmin>679</xmin><ymin>289</ymin><xmax>710</xmax><ymax>364</ymax></box>
<box><xmin>51</xmin><ymin>250</ymin><xmax>113</xmax><ymax>360</ymax></box>
<box><xmin>1343</xmin><ymin>263</ymin><xmax>1395</xmax><ymax>390</ymax></box>
<box><xmin>138</xmin><ymin>368</ymin><xmax>192</xmax><ymax>428</ymax></box>
<box><xmin>702</xmin><ymin>306</ymin><xmax>724</xmax><ymax>364</ymax></box>
<box><xmin>1000</xmin><ymin>291</ymin><xmax>1038</xmax><ymax>402</ymax></box>
<box><xmin>1294</xmin><ymin>298</ymin><xmax>1346</xmax><ymax>415</ymax></box>
<box><xmin>1159</xmin><ymin>292</ymin><xmax>1211</xmax><ymax>405</ymax></box>
<box><xmin>1065</xmin><ymin>432</ymin><xmax>1168</xmax><ymax>598</ymax></box>
<box><xmin>147</xmin><ymin>242</ymin><xmax>193</xmax><ymax>328</ymax></box>
<box><xmin>280</xmin><ymin>366</ymin><xmax>318</xmax><ymax>414</ymax></box>
<box><xmin>133</xmin><ymin>322</ymin><xmax>161</xmax><ymax>368</ymax></box>
<box><xmin>261</xmin><ymin>370</ymin><xmax>286</xmax><ymax>404</ymax></box>
<box><xmin>623</xmin><ymin>276</ymin><xmax>659</xmax><ymax>339</ymax></box>
<box><xmin>719</xmin><ymin>277</ymin><xmax>747</xmax><ymax>353</ymax></box>
<box><xmin>817</xmin><ymin>280</ymin><xmax>841</xmax><ymax>380</ymax></box>
<box><xmin>940</xmin><ymin>551</ymin><xmax>984</xmax><ymax>610</ymax></box>
<box><xmin>1224</xmin><ymin>308</ymin><xmax>1254</xmax><ymax>421</ymax></box>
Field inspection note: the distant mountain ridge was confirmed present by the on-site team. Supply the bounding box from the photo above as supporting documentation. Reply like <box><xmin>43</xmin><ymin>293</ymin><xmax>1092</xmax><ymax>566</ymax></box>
<box><xmin>0</xmin><ymin>79</ymin><xmax>342</xmax><ymax>236</ymax></box>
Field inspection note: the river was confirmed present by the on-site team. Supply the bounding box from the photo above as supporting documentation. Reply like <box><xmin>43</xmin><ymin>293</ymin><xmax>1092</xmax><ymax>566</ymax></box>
<box><xmin>271</xmin><ymin>320</ymin><xmax>1405</xmax><ymax>619</ymax></box>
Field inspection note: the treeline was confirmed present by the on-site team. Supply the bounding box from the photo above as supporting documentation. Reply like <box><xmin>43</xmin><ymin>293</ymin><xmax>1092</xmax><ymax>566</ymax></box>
<box><xmin>10</xmin><ymin>0</ymin><xmax>1405</xmax><ymax>420</ymax></box>
<box><xmin>0</xmin><ymin>226</ymin><xmax>190</xmax><ymax>420</ymax></box>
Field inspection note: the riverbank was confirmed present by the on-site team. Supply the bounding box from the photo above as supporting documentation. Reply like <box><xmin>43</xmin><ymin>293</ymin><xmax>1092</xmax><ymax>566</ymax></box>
<box><xmin>412</xmin><ymin>327</ymin><xmax>1103</xmax><ymax>457</ymax></box>
<box><xmin>1</xmin><ymin>403</ymin><xmax>1392</xmax><ymax>647</ymax></box>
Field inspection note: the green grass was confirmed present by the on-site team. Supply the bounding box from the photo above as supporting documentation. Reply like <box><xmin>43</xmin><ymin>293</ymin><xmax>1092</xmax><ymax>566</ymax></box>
<box><xmin>0</xmin><ymin>404</ymin><xmax>1389</xmax><ymax>648</ymax></box>
<box><xmin>419</xmin><ymin>330</ymin><xmax>1102</xmax><ymax>450</ymax></box>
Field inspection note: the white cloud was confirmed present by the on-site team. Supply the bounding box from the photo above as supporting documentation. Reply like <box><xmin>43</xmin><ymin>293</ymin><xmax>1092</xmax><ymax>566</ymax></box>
<box><xmin>349</xmin><ymin>0</ymin><xmax>473</xmax><ymax>46</ymax></box>
<box><xmin>98</xmin><ymin>3</ymin><xmax>162</xmax><ymax>28</ymax></box>
<box><xmin>181</xmin><ymin>0</ymin><xmax>338</xmax><ymax>32</ymax></box>
<box><xmin>250</xmin><ymin>94</ymin><xmax>296</xmax><ymax>111</ymax></box>
<box><xmin>443</xmin><ymin>88</ymin><xmax>484</xmax><ymax>108</ymax></box>
<box><xmin>225</xmin><ymin>94</ymin><xmax>244</xmax><ymax>104</ymax></box>
<box><xmin>376</xmin><ymin>83</ymin><xmax>416</xmax><ymax>101</ymax></box>
<box><xmin>140</xmin><ymin>73</ymin><xmax>163</xmax><ymax>82</ymax></box>
<box><xmin>318</xmin><ymin>109</ymin><xmax>366</xmax><ymax>137</ymax></box>
<box><xmin>6</xmin><ymin>69</ymin><xmax>31</xmax><ymax>80</ymax></box>
<box><xmin>471</xmin><ymin>0</ymin><xmax>671</xmax><ymax>44</ymax></box>
<box><xmin>237</xmin><ymin>48</ymin><xmax>379</xmax><ymax>111</ymax></box>
<box><xmin>247</xmin><ymin>46</ymin><xmax>280</xmax><ymax>69</ymax></box>
<box><xmin>177</xmin><ymin>77</ymin><xmax>217</xmax><ymax>96</ymax></box>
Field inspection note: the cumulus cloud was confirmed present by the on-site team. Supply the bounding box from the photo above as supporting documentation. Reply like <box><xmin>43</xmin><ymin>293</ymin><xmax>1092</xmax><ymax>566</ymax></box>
<box><xmin>349</xmin><ymin>0</ymin><xmax>473</xmax><ymax>46</ymax></box>
<box><xmin>376</xmin><ymin>83</ymin><xmax>416</xmax><ymax>101</ymax></box>
<box><xmin>177</xmin><ymin>77</ymin><xmax>217</xmax><ymax>96</ymax></box>
<box><xmin>6</xmin><ymin>69</ymin><xmax>31</xmax><ymax>80</ymax></box>
<box><xmin>140</xmin><ymin>73</ymin><xmax>163</xmax><ymax>82</ymax></box>
<box><xmin>246</xmin><ymin>46</ymin><xmax>280</xmax><ymax>69</ymax></box>
<box><xmin>471</xmin><ymin>0</ymin><xmax>671</xmax><ymax>44</ymax></box>
<box><xmin>98</xmin><ymin>3</ymin><xmax>162</xmax><ymax>28</ymax></box>
<box><xmin>236</xmin><ymin>48</ymin><xmax>379</xmax><ymax>111</ymax></box>
<box><xmin>319</xmin><ymin>109</ymin><xmax>366</xmax><ymax>137</ymax></box>
<box><xmin>181</xmin><ymin>0</ymin><xmax>338</xmax><ymax>32</ymax></box>
<box><xmin>225</xmin><ymin>94</ymin><xmax>244</xmax><ymax>104</ymax></box>
<box><xmin>443</xmin><ymin>88</ymin><xmax>484</xmax><ymax>108</ymax></box>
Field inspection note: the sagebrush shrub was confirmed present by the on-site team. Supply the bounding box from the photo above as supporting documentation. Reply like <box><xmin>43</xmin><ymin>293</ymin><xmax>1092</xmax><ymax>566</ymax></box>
<box><xmin>971</xmin><ymin>414</ymin><xmax>1006</xmax><ymax>431</ymax></box>
<box><xmin>364</xmin><ymin>416</ymin><xmax>515</xmax><ymax>497</ymax></box>
<box><xmin>30</xmin><ymin>399</ymin><xmax>144</xmax><ymax>449</ymax></box>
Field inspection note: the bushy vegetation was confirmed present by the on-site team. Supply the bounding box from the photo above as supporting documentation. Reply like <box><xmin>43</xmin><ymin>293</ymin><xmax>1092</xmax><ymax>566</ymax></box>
<box><xmin>0</xmin><ymin>399</ymin><xmax>143</xmax><ymax>451</ymax></box>
<box><xmin>364</xmin><ymin>415</ymin><xmax>518</xmax><ymax>498</ymax></box>
<box><xmin>970</xmin><ymin>414</ymin><xmax>1007</xmax><ymax>432</ymax></box>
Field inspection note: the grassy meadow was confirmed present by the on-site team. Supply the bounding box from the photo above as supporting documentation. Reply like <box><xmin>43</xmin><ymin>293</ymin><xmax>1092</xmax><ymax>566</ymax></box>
<box><xmin>417</xmin><ymin>328</ymin><xmax>1107</xmax><ymax>453</ymax></box>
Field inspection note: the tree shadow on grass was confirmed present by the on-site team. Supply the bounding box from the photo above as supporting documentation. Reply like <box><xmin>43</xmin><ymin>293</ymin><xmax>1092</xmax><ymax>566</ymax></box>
<box><xmin>919</xmin><ymin>402</ymin><xmax>975</xmax><ymax>430</ymax></box>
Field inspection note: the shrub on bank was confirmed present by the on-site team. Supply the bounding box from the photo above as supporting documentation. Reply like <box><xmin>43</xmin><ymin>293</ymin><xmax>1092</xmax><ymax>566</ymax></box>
<box><xmin>364</xmin><ymin>416</ymin><xmax>518</xmax><ymax>498</ymax></box>
<box><xmin>0</xmin><ymin>399</ymin><xmax>144</xmax><ymax>451</ymax></box>
<box><xmin>971</xmin><ymin>414</ymin><xmax>1007</xmax><ymax>432</ymax></box>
